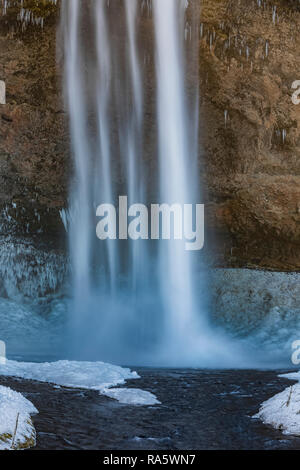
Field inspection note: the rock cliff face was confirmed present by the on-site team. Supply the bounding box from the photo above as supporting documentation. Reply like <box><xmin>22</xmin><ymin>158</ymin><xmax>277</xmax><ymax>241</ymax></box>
<box><xmin>0</xmin><ymin>1</ymin><xmax>67</xmax><ymax>241</ymax></box>
<box><xmin>0</xmin><ymin>0</ymin><xmax>299</xmax><ymax>270</ymax></box>
<box><xmin>198</xmin><ymin>0</ymin><xmax>300</xmax><ymax>270</ymax></box>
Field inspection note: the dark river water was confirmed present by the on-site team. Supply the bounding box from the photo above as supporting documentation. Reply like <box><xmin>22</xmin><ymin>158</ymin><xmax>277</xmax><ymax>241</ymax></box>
<box><xmin>1</xmin><ymin>369</ymin><xmax>300</xmax><ymax>450</ymax></box>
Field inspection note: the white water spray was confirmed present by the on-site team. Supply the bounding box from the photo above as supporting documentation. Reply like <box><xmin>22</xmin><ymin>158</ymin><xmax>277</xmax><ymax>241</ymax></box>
<box><xmin>61</xmin><ymin>0</ymin><xmax>244</xmax><ymax>367</ymax></box>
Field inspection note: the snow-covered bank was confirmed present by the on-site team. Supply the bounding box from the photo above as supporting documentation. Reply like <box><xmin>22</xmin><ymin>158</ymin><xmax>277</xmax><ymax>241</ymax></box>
<box><xmin>0</xmin><ymin>386</ymin><xmax>37</xmax><ymax>450</ymax></box>
<box><xmin>254</xmin><ymin>372</ymin><xmax>300</xmax><ymax>436</ymax></box>
<box><xmin>0</xmin><ymin>360</ymin><xmax>160</xmax><ymax>406</ymax></box>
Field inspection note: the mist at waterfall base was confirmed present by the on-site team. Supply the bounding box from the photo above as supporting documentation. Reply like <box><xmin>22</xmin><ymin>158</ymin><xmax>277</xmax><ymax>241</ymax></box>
<box><xmin>48</xmin><ymin>0</ymin><xmax>295</xmax><ymax>369</ymax></box>
<box><xmin>61</xmin><ymin>0</ymin><xmax>222</xmax><ymax>367</ymax></box>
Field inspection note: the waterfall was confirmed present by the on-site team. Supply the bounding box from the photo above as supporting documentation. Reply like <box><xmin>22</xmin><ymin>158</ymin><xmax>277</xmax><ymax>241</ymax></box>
<box><xmin>153</xmin><ymin>0</ymin><xmax>200</xmax><ymax>346</ymax></box>
<box><xmin>61</xmin><ymin>0</ymin><xmax>240</xmax><ymax>366</ymax></box>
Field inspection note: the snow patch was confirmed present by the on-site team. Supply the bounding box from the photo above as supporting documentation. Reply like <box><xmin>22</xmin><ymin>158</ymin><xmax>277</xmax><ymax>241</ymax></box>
<box><xmin>0</xmin><ymin>360</ymin><xmax>160</xmax><ymax>406</ymax></box>
<box><xmin>103</xmin><ymin>388</ymin><xmax>160</xmax><ymax>405</ymax></box>
<box><xmin>254</xmin><ymin>371</ymin><xmax>300</xmax><ymax>436</ymax></box>
<box><xmin>0</xmin><ymin>360</ymin><xmax>139</xmax><ymax>391</ymax></box>
<box><xmin>0</xmin><ymin>386</ymin><xmax>37</xmax><ymax>450</ymax></box>
<box><xmin>254</xmin><ymin>383</ymin><xmax>300</xmax><ymax>436</ymax></box>
<box><xmin>280</xmin><ymin>371</ymin><xmax>300</xmax><ymax>382</ymax></box>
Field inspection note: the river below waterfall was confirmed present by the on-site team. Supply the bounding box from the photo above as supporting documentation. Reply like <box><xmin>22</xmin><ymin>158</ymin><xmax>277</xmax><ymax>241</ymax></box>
<box><xmin>1</xmin><ymin>369</ymin><xmax>300</xmax><ymax>450</ymax></box>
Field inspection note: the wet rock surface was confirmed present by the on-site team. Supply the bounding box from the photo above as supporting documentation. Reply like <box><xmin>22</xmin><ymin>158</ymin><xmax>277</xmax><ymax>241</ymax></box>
<box><xmin>1</xmin><ymin>369</ymin><xmax>300</xmax><ymax>450</ymax></box>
